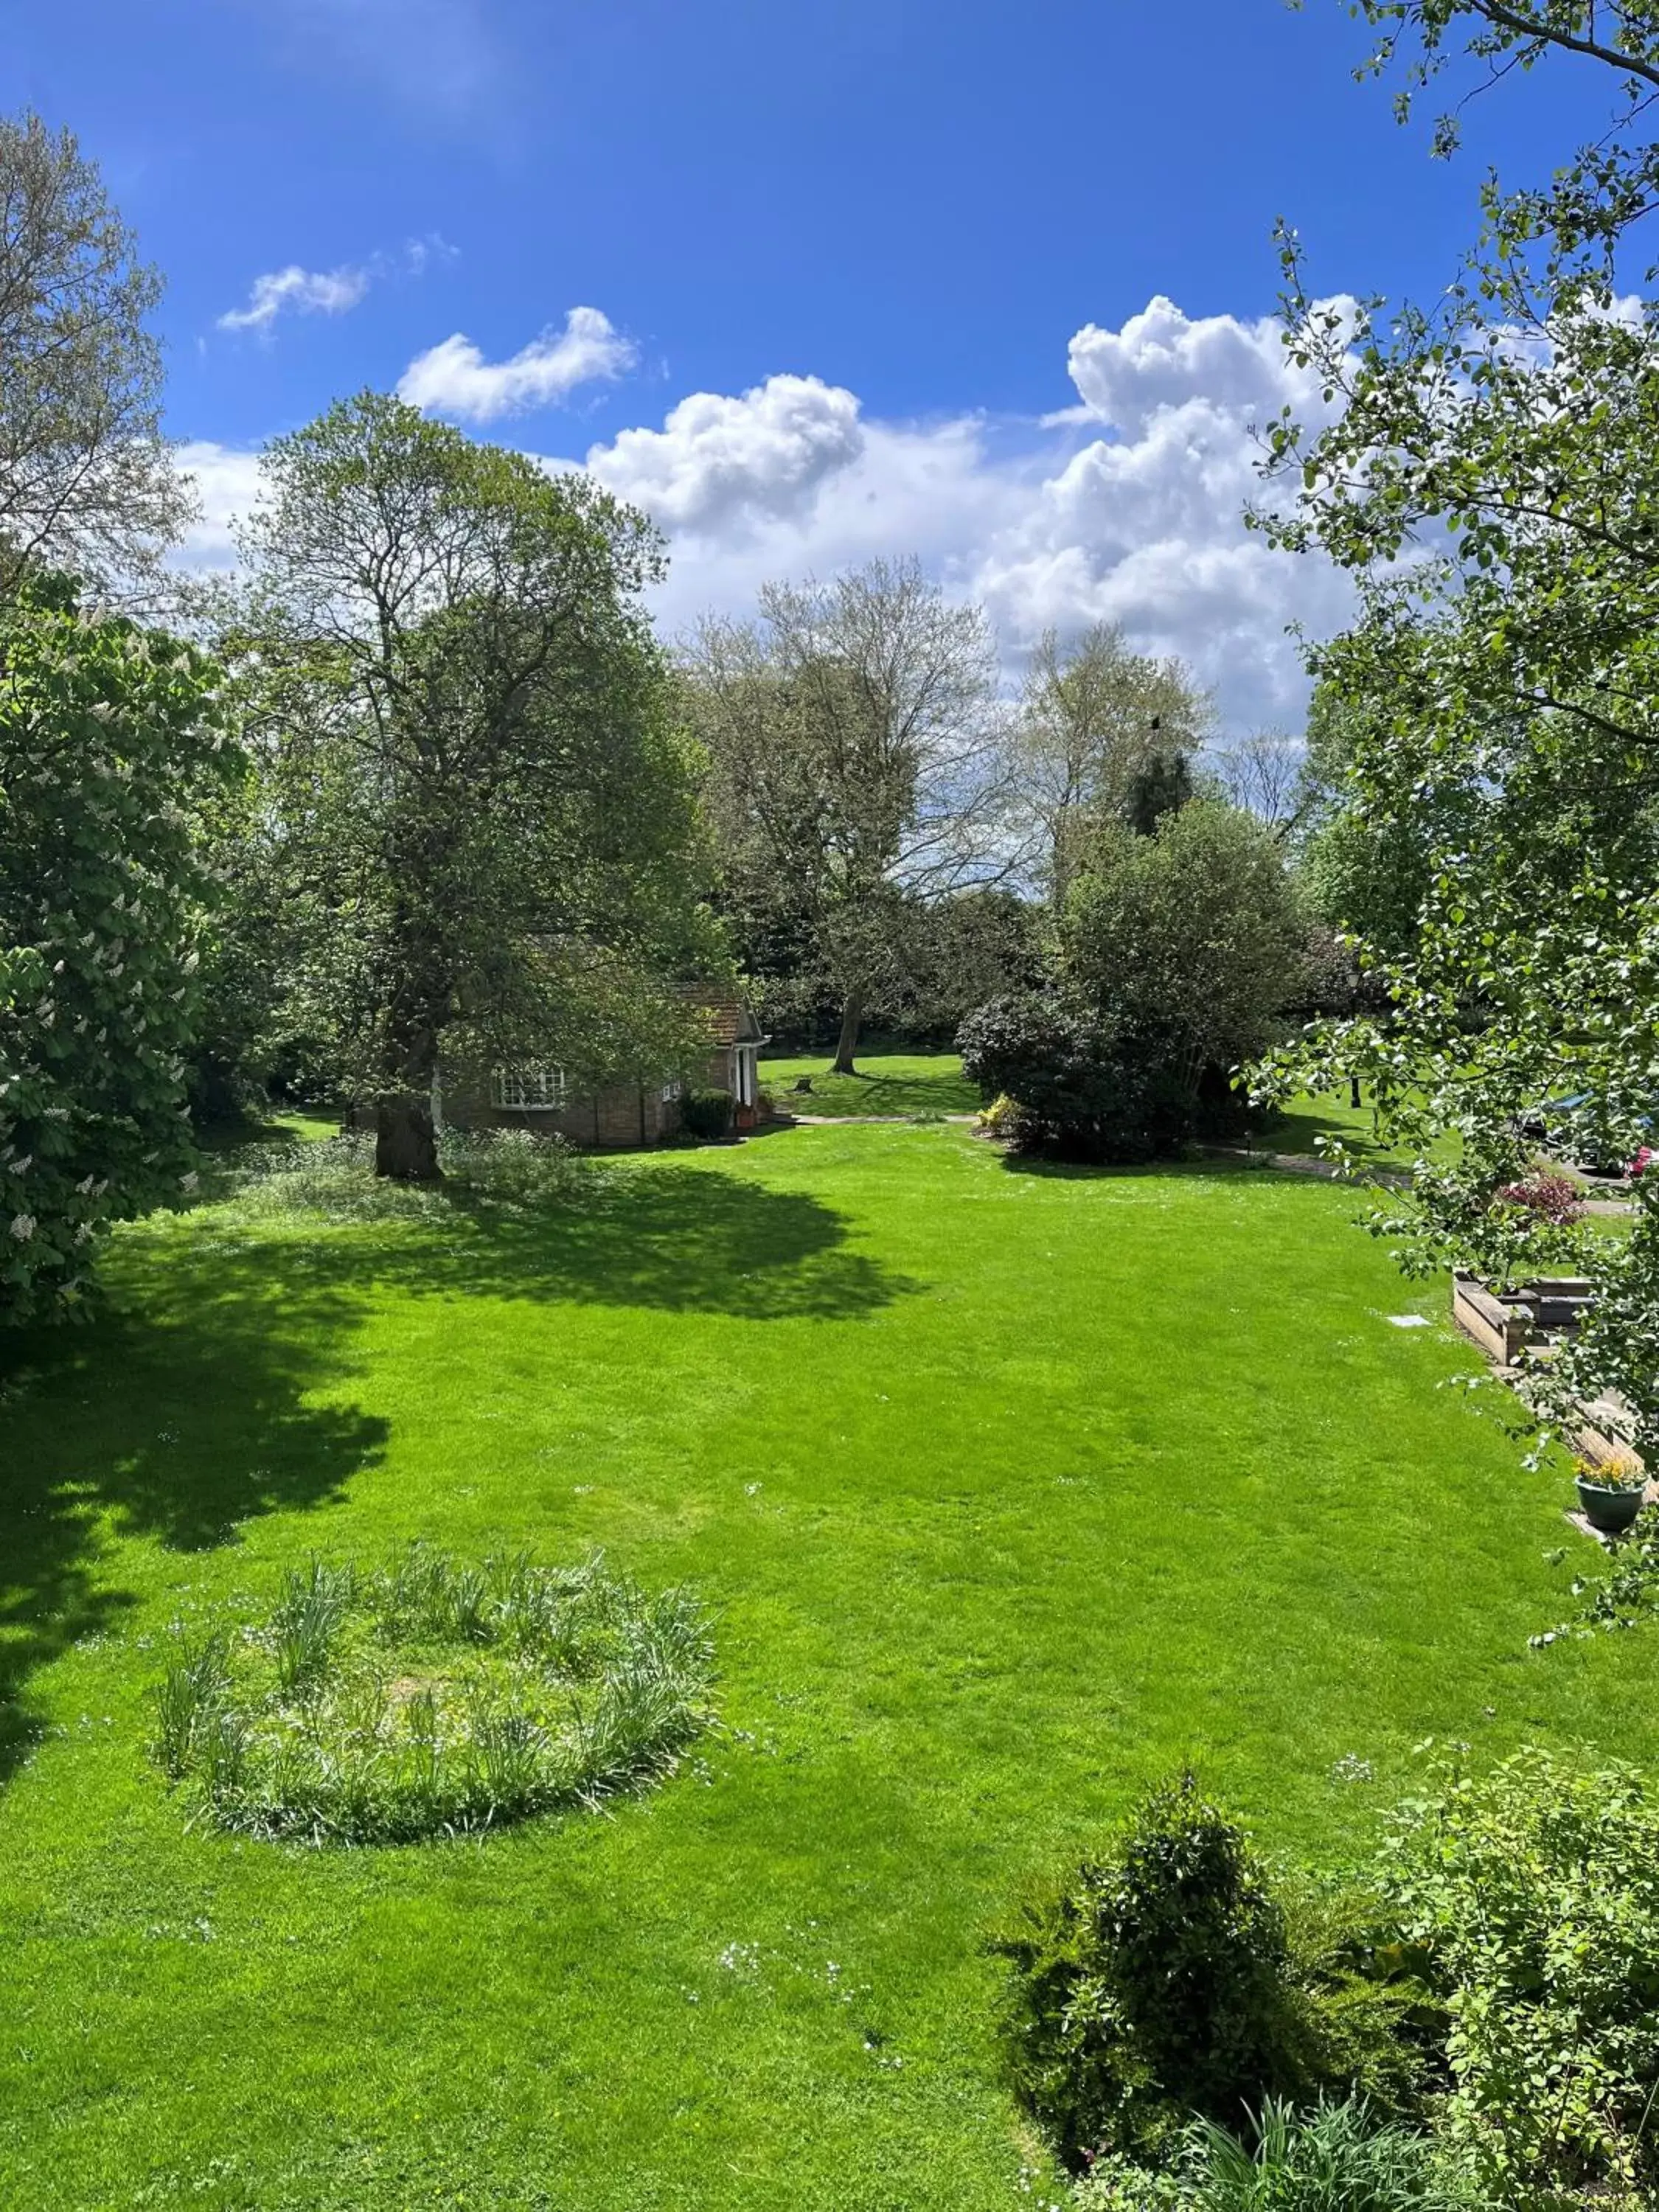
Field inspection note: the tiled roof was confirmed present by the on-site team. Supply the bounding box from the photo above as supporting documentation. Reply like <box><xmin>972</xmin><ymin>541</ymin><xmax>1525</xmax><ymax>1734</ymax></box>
<box><xmin>675</xmin><ymin>981</ymin><xmax>754</xmax><ymax>1046</ymax></box>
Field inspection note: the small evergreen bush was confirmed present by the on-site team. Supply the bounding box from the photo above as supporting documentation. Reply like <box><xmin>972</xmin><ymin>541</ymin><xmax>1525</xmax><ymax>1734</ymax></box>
<box><xmin>992</xmin><ymin>1775</ymin><xmax>1419</xmax><ymax>2169</ymax></box>
<box><xmin>680</xmin><ymin>1087</ymin><xmax>734</xmax><ymax>1140</ymax></box>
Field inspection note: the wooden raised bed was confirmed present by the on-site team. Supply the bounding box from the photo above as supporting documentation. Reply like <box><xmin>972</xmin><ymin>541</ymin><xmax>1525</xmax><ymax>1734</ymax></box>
<box><xmin>1450</xmin><ymin>1272</ymin><xmax>1593</xmax><ymax>1366</ymax></box>
<box><xmin>1450</xmin><ymin>1271</ymin><xmax>1645</xmax><ymax>1475</ymax></box>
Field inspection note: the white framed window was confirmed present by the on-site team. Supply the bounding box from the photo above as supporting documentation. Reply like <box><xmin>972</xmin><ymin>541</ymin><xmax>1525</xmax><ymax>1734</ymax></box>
<box><xmin>661</xmin><ymin>1078</ymin><xmax>683</xmax><ymax>1104</ymax></box>
<box><xmin>492</xmin><ymin>1066</ymin><xmax>568</xmax><ymax>1112</ymax></box>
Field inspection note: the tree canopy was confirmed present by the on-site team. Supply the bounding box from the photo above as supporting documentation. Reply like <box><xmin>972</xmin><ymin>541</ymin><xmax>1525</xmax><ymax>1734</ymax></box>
<box><xmin>0</xmin><ymin>111</ymin><xmax>189</xmax><ymax>595</ymax></box>
<box><xmin>1012</xmin><ymin>622</ymin><xmax>1212</xmax><ymax>903</ymax></box>
<box><xmin>1255</xmin><ymin>0</ymin><xmax>1659</xmax><ymax>1456</ymax></box>
<box><xmin>0</xmin><ymin>572</ymin><xmax>234</xmax><ymax>1321</ymax></box>
<box><xmin>685</xmin><ymin>558</ymin><xmax>1011</xmax><ymax>1071</ymax></box>
<box><xmin>228</xmin><ymin>392</ymin><xmax>720</xmax><ymax>1178</ymax></box>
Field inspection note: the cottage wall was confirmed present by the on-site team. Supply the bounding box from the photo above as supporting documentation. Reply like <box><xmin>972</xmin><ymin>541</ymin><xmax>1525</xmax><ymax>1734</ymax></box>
<box><xmin>434</xmin><ymin>987</ymin><xmax>762</xmax><ymax>1152</ymax></box>
<box><xmin>442</xmin><ymin>1072</ymin><xmax>684</xmax><ymax>1149</ymax></box>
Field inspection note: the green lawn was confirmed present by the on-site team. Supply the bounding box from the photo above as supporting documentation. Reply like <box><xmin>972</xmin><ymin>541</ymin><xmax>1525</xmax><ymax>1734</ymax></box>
<box><xmin>758</xmin><ymin>1051</ymin><xmax>1419</xmax><ymax>1164</ymax></box>
<box><xmin>0</xmin><ymin>1127</ymin><xmax>1648</xmax><ymax>2211</ymax></box>
<box><xmin>1262</xmin><ymin>1087</ymin><xmax>1458</xmax><ymax>1168</ymax></box>
<box><xmin>759</xmin><ymin>1049</ymin><xmax>980</xmax><ymax>1118</ymax></box>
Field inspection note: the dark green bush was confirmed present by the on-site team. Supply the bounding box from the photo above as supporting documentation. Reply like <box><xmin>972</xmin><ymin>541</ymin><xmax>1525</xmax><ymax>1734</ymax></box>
<box><xmin>992</xmin><ymin>1775</ymin><xmax>1421</xmax><ymax>2170</ymax></box>
<box><xmin>679</xmin><ymin>1087</ymin><xmax>733</xmax><ymax>1141</ymax></box>
<box><xmin>956</xmin><ymin>993</ymin><xmax>1191</xmax><ymax>1162</ymax></box>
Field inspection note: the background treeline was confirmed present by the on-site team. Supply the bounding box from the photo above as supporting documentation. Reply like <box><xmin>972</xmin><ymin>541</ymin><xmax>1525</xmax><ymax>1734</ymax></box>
<box><xmin>0</xmin><ymin>94</ymin><xmax>1368</xmax><ymax>1329</ymax></box>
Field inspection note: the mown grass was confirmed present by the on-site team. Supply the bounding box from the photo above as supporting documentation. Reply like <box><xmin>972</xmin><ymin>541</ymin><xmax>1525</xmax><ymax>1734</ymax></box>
<box><xmin>760</xmin><ymin>1049</ymin><xmax>980</xmax><ymax>1118</ymax></box>
<box><xmin>1262</xmin><ymin>1087</ymin><xmax>1463</xmax><ymax>1168</ymax></box>
<box><xmin>0</xmin><ymin>1126</ymin><xmax>1649</xmax><ymax>2211</ymax></box>
<box><xmin>759</xmin><ymin>1052</ymin><xmax>1425</xmax><ymax>1161</ymax></box>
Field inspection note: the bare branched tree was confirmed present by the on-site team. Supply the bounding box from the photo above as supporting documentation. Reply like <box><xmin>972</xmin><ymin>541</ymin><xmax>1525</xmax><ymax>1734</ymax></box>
<box><xmin>1214</xmin><ymin>730</ymin><xmax>1308</xmax><ymax>835</ymax></box>
<box><xmin>686</xmin><ymin>557</ymin><xmax>1013</xmax><ymax>1071</ymax></box>
<box><xmin>1014</xmin><ymin>623</ymin><xmax>1213</xmax><ymax>904</ymax></box>
<box><xmin>0</xmin><ymin>111</ymin><xmax>191</xmax><ymax>595</ymax></box>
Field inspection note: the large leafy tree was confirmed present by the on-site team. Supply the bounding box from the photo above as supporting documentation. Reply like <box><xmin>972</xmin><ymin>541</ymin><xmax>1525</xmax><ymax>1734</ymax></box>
<box><xmin>1013</xmin><ymin>622</ymin><xmax>1212</xmax><ymax>904</ymax></box>
<box><xmin>0</xmin><ymin>111</ymin><xmax>190</xmax><ymax>595</ymax></box>
<box><xmin>1064</xmin><ymin>799</ymin><xmax>1307</xmax><ymax>1112</ymax></box>
<box><xmin>0</xmin><ymin>573</ymin><xmax>234</xmax><ymax>1323</ymax></box>
<box><xmin>685</xmin><ymin>558</ymin><xmax>1012</xmax><ymax>1073</ymax></box>
<box><xmin>1253</xmin><ymin>0</ymin><xmax>1659</xmax><ymax>1453</ymax></box>
<box><xmin>1290</xmin><ymin>686</ymin><xmax>1437</xmax><ymax>963</ymax></box>
<box><xmin>961</xmin><ymin>801</ymin><xmax>1305</xmax><ymax>1161</ymax></box>
<box><xmin>229</xmin><ymin>392</ymin><xmax>718</xmax><ymax>1180</ymax></box>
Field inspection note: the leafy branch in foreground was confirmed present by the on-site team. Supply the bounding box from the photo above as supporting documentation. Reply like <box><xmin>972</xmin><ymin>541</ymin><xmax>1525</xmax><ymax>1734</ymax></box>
<box><xmin>1253</xmin><ymin>1</ymin><xmax>1659</xmax><ymax>1461</ymax></box>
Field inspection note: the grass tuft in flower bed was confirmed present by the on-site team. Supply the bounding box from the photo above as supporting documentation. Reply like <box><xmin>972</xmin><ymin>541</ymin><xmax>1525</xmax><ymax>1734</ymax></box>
<box><xmin>153</xmin><ymin>1546</ymin><xmax>713</xmax><ymax>1845</ymax></box>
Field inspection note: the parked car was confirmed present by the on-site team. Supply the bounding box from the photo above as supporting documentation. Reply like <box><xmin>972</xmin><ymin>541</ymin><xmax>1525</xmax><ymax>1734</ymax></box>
<box><xmin>1521</xmin><ymin>1093</ymin><xmax>1651</xmax><ymax>1176</ymax></box>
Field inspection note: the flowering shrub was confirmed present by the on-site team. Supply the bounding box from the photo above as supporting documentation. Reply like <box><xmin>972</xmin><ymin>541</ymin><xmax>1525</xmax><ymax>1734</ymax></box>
<box><xmin>1</xmin><ymin>574</ymin><xmax>236</xmax><ymax>1321</ymax></box>
<box><xmin>1576</xmin><ymin>1450</ymin><xmax>1647</xmax><ymax>1495</ymax></box>
<box><xmin>1496</xmin><ymin>1164</ymin><xmax>1583</xmax><ymax>1225</ymax></box>
<box><xmin>975</xmin><ymin>1091</ymin><xmax>1023</xmax><ymax>1139</ymax></box>
<box><xmin>1378</xmin><ymin>1747</ymin><xmax>1659</xmax><ymax>2207</ymax></box>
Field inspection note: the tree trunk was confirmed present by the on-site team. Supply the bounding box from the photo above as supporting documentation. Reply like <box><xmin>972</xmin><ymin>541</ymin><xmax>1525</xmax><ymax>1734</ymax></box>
<box><xmin>1350</xmin><ymin>1075</ymin><xmax>1363</xmax><ymax>1110</ymax></box>
<box><xmin>375</xmin><ymin>1088</ymin><xmax>441</xmax><ymax>1180</ymax></box>
<box><xmin>831</xmin><ymin>991</ymin><xmax>863</xmax><ymax>1076</ymax></box>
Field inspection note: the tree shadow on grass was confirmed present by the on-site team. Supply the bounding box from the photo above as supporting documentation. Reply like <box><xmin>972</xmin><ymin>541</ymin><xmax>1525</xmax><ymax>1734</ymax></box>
<box><xmin>228</xmin><ymin>1158</ymin><xmax>920</xmax><ymax>1322</ymax></box>
<box><xmin>995</xmin><ymin>1150</ymin><xmax>1172</xmax><ymax>1182</ymax></box>
<box><xmin>0</xmin><ymin>1164</ymin><xmax>914</xmax><ymax>1787</ymax></box>
<box><xmin>432</xmin><ymin>1168</ymin><xmax>917</xmax><ymax>1318</ymax></box>
<box><xmin>0</xmin><ymin>1248</ymin><xmax>388</xmax><ymax>1789</ymax></box>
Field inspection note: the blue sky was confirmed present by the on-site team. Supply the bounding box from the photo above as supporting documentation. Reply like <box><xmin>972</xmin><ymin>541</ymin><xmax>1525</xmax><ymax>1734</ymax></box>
<box><xmin>8</xmin><ymin>0</ymin><xmax>1601</xmax><ymax>728</ymax></box>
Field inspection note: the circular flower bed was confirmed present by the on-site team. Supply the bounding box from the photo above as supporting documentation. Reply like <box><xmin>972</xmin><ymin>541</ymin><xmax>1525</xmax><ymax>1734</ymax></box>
<box><xmin>153</xmin><ymin>1547</ymin><xmax>713</xmax><ymax>1845</ymax></box>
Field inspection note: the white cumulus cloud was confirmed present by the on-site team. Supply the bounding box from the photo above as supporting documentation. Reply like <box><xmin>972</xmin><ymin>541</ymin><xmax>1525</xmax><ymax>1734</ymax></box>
<box><xmin>398</xmin><ymin>306</ymin><xmax>636</xmax><ymax>422</ymax></box>
<box><xmin>1065</xmin><ymin>293</ymin><xmax>1338</xmax><ymax>436</ymax></box>
<box><xmin>586</xmin><ymin>375</ymin><xmax>865</xmax><ymax>535</ymax></box>
<box><xmin>174</xmin><ymin>442</ymin><xmax>265</xmax><ymax>568</ymax></box>
<box><xmin>574</xmin><ymin>296</ymin><xmax>1355</xmax><ymax>730</ymax></box>
<box><xmin>173</xmin><ymin>294</ymin><xmax>1358</xmax><ymax>734</ymax></box>
<box><xmin>218</xmin><ymin>262</ymin><xmax>370</xmax><ymax>333</ymax></box>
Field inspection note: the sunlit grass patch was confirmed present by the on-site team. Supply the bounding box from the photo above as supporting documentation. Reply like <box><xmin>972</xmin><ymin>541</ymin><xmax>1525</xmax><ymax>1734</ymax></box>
<box><xmin>759</xmin><ymin>1050</ymin><xmax>980</xmax><ymax>1118</ymax></box>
